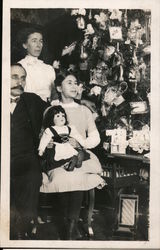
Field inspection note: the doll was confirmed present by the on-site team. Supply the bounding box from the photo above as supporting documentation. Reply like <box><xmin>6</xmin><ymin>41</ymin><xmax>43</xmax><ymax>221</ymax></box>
<box><xmin>38</xmin><ymin>105</ymin><xmax>90</xmax><ymax>172</ymax></box>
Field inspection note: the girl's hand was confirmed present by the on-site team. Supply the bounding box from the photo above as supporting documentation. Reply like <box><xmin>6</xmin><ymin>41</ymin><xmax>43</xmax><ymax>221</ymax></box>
<box><xmin>68</xmin><ymin>138</ymin><xmax>80</xmax><ymax>149</ymax></box>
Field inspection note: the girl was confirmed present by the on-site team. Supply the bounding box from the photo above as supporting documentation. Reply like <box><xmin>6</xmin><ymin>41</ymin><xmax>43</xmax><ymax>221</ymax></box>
<box><xmin>40</xmin><ymin>70</ymin><xmax>105</xmax><ymax>240</ymax></box>
<box><xmin>38</xmin><ymin>105</ymin><xmax>91</xmax><ymax>172</ymax></box>
<box><xmin>18</xmin><ymin>27</ymin><xmax>57</xmax><ymax>102</ymax></box>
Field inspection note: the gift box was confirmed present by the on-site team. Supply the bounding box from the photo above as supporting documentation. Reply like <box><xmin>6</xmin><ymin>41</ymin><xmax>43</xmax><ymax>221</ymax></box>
<box><xmin>105</xmin><ymin>128</ymin><xmax>128</xmax><ymax>154</ymax></box>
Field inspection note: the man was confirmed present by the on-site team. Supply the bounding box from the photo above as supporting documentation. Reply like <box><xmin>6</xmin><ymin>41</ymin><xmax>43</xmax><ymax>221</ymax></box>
<box><xmin>10</xmin><ymin>63</ymin><xmax>49</xmax><ymax>239</ymax></box>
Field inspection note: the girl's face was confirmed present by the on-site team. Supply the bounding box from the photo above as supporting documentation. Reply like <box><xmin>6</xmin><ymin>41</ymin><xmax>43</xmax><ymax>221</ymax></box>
<box><xmin>57</xmin><ymin>75</ymin><xmax>78</xmax><ymax>100</ymax></box>
<box><xmin>53</xmin><ymin>112</ymin><xmax>66</xmax><ymax>127</ymax></box>
<box><xmin>23</xmin><ymin>32</ymin><xmax>43</xmax><ymax>57</ymax></box>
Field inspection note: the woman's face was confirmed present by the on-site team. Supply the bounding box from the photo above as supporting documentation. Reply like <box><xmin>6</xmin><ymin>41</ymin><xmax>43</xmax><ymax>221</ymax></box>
<box><xmin>23</xmin><ymin>32</ymin><xmax>43</xmax><ymax>57</ymax></box>
<box><xmin>53</xmin><ymin>112</ymin><xmax>66</xmax><ymax>127</ymax></box>
<box><xmin>58</xmin><ymin>75</ymin><xmax>78</xmax><ymax>100</ymax></box>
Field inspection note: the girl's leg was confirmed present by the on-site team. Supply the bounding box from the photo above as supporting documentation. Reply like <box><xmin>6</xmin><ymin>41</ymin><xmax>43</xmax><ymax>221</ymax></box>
<box><xmin>58</xmin><ymin>192</ymin><xmax>70</xmax><ymax>239</ymax></box>
<box><xmin>67</xmin><ymin>191</ymin><xmax>83</xmax><ymax>240</ymax></box>
<box><xmin>58</xmin><ymin>191</ymin><xmax>83</xmax><ymax>240</ymax></box>
<box><xmin>68</xmin><ymin>191</ymin><xmax>83</xmax><ymax>221</ymax></box>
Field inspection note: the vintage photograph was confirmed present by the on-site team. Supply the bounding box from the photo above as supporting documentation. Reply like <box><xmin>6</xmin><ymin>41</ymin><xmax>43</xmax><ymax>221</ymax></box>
<box><xmin>1</xmin><ymin>0</ymin><xmax>160</xmax><ymax>249</ymax></box>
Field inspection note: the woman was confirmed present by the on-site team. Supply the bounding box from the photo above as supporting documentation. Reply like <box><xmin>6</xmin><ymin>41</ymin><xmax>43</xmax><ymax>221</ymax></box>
<box><xmin>40</xmin><ymin>70</ymin><xmax>105</xmax><ymax>240</ymax></box>
<box><xmin>18</xmin><ymin>27</ymin><xmax>57</xmax><ymax>102</ymax></box>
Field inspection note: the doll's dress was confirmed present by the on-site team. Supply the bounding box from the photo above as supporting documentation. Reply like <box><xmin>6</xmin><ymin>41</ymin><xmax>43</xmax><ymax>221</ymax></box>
<box><xmin>49</xmin><ymin>126</ymin><xmax>78</xmax><ymax>161</ymax></box>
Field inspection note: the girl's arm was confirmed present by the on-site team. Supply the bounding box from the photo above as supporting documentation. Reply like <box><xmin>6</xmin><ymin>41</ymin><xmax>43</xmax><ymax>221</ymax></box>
<box><xmin>38</xmin><ymin>128</ymin><xmax>53</xmax><ymax>155</ymax></box>
<box><xmin>69</xmin><ymin>106</ymin><xmax>100</xmax><ymax>149</ymax></box>
<box><xmin>82</xmin><ymin>105</ymin><xmax>101</xmax><ymax>149</ymax></box>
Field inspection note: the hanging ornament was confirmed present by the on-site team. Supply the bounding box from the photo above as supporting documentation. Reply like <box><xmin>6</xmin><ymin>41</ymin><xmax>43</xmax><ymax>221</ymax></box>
<box><xmin>80</xmin><ymin>45</ymin><xmax>88</xmax><ymax>60</ymax></box>
<box><xmin>127</xmin><ymin>19</ymin><xmax>145</xmax><ymax>47</ymax></box>
<box><xmin>92</xmin><ymin>36</ymin><xmax>99</xmax><ymax>50</ymax></box>
<box><xmin>124</xmin><ymin>10</ymin><xmax>128</xmax><ymax>27</ymax></box>
<box><xmin>76</xmin><ymin>17</ymin><xmax>85</xmax><ymax>29</ymax></box>
<box><xmin>103</xmin><ymin>46</ymin><xmax>115</xmax><ymax>61</ymax></box>
<box><xmin>71</xmin><ymin>8</ymin><xmax>86</xmax><ymax>16</ymax></box>
<box><xmin>71</xmin><ymin>9</ymin><xmax>79</xmax><ymax>16</ymax></box>
<box><xmin>94</xmin><ymin>12</ymin><xmax>108</xmax><ymax>30</ymax></box>
<box><xmin>109</xmin><ymin>9</ymin><xmax>122</xmax><ymax>22</ymax></box>
<box><xmin>109</xmin><ymin>26</ymin><xmax>123</xmax><ymax>41</ymax></box>
<box><xmin>78</xmin><ymin>8</ymin><xmax>86</xmax><ymax>16</ymax></box>
<box><xmin>84</xmin><ymin>23</ymin><xmax>95</xmax><ymax>35</ymax></box>
<box><xmin>89</xmin><ymin>9</ymin><xmax>92</xmax><ymax>20</ymax></box>
<box><xmin>139</xmin><ymin>58</ymin><xmax>146</xmax><ymax>79</ymax></box>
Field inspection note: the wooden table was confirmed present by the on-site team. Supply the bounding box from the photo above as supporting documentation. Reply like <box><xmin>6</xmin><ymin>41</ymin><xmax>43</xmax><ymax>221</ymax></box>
<box><xmin>101</xmin><ymin>152</ymin><xmax>150</xmax><ymax>239</ymax></box>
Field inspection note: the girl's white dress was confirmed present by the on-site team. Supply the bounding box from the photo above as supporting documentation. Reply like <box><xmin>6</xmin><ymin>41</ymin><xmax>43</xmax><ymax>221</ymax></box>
<box><xmin>40</xmin><ymin>101</ymin><xmax>105</xmax><ymax>193</ymax></box>
<box><xmin>18</xmin><ymin>55</ymin><xmax>56</xmax><ymax>101</ymax></box>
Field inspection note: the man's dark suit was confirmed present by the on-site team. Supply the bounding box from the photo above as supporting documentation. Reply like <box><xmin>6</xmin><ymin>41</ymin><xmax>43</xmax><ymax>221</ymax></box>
<box><xmin>10</xmin><ymin>92</ymin><xmax>49</xmax><ymax>238</ymax></box>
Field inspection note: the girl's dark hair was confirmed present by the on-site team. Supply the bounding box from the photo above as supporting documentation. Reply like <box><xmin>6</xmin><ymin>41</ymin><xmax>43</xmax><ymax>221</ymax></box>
<box><xmin>43</xmin><ymin>105</ymin><xmax>68</xmax><ymax>129</ymax></box>
<box><xmin>17</xmin><ymin>26</ymin><xmax>44</xmax><ymax>45</ymax></box>
<box><xmin>55</xmin><ymin>69</ymin><xmax>79</xmax><ymax>88</ymax></box>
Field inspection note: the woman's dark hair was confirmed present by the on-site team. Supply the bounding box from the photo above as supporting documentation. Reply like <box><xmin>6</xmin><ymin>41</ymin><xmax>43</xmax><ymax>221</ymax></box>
<box><xmin>17</xmin><ymin>26</ymin><xmax>44</xmax><ymax>45</ymax></box>
<box><xmin>43</xmin><ymin>105</ymin><xmax>68</xmax><ymax>129</ymax></box>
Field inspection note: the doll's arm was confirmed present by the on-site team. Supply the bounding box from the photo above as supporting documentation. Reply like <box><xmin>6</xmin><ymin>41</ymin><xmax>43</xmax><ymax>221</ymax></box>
<box><xmin>38</xmin><ymin>128</ymin><xmax>53</xmax><ymax>155</ymax></box>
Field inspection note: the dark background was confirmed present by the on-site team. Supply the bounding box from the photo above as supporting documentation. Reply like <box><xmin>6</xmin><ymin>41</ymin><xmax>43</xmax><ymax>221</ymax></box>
<box><xmin>11</xmin><ymin>9</ymin><xmax>83</xmax><ymax>64</ymax></box>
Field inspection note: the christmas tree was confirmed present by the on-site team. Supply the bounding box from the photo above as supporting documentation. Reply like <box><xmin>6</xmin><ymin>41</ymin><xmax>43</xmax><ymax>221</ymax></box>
<box><xmin>55</xmin><ymin>9</ymin><xmax>151</xmax><ymax>154</ymax></box>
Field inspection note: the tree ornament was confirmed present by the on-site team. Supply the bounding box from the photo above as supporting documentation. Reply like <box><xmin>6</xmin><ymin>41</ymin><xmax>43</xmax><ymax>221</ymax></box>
<box><xmin>76</xmin><ymin>16</ymin><xmax>85</xmax><ymax>29</ymax></box>
<box><xmin>127</xmin><ymin>19</ymin><xmax>145</xmax><ymax>47</ymax></box>
<box><xmin>109</xmin><ymin>9</ymin><xmax>122</xmax><ymax>22</ymax></box>
<box><xmin>103</xmin><ymin>46</ymin><xmax>115</xmax><ymax>61</ymax></box>
<box><xmin>84</xmin><ymin>23</ymin><xmax>95</xmax><ymax>35</ymax></box>
<box><xmin>80</xmin><ymin>45</ymin><xmax>88</xmax><ymax>60</ymax></box>
<box><xmin>89</xmin><ymin>9</ymin><xmax>92</xmax><ymax>20</ymax></box>
<box><xmin>92</xmin><ymin>36</ymin><xmax>99</xmax><ymax>50</ymax></box>
<box><xmin>94</xmin><ymin>12</ymin><xmax>108</xmax><ymax>30</ymax></box>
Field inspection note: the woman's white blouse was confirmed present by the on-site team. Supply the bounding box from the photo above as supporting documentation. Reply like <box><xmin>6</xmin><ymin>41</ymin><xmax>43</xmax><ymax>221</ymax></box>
<box><xmin>18</xmin><ymin>55</ymin><xmax>56</xmax><ymax>101</ymax></box>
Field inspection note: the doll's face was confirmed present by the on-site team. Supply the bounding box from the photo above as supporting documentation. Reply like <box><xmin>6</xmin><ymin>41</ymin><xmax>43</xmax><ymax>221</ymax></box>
<box><xmin>53</xmin><ymin>112</ymin><xmax>66</xmax><ymax>127</ymax></box>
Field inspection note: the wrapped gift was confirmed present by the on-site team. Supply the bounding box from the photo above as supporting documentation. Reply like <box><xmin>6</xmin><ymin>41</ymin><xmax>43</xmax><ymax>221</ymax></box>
<box><xmin>106</xmin><ymin>128</ymin><xmax>128</xmax><ymax>154</ymax></box>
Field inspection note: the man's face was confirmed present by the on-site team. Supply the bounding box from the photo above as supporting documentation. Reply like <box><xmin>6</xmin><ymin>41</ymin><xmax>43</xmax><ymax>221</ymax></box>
<box><xmin>11</xmin><ymin>65</ymin><xmax>26</xmax><ymax>97</ymax></box>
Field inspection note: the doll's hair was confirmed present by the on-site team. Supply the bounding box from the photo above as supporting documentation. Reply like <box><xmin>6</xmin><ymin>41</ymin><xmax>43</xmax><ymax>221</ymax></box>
<box><xmin>17</xmin><ymin>26</ymin><xmax>44</xmax><ymax>46</ymax></box>
<box><xmin>43</xmin><ymin>105</ymin><xmax>68</xmax><ymax>129</ymax></box>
